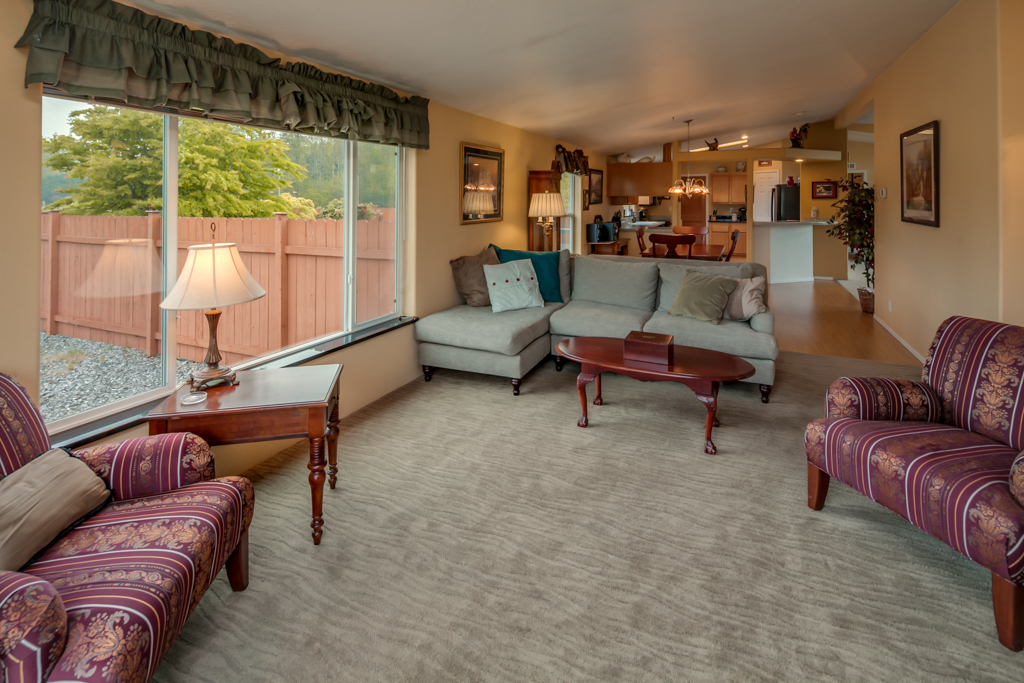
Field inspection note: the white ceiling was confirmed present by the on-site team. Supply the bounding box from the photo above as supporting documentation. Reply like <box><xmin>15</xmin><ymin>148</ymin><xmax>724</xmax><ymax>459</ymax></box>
<box><xmin>130</xmin><ymin>0</ymin><xmax>956</xmax><ymax>153</ymax></box>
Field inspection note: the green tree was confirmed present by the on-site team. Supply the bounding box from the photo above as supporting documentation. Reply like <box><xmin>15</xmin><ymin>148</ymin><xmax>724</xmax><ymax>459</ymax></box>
<box><xmin>43</xmin><ymin>106</ymin><xmax>307</xmax><ymax>217</ymax></box>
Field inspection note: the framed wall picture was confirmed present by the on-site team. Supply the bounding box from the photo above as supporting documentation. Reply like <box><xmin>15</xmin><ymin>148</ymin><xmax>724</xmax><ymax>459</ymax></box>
<box><xmin>900</xmin><ymin>120</ymin><xmax>940</xmax><ymax>227</ymax></box>
<box><xmin>757</xmin><ymin>160</ymin><xmax>773</xmax><ymax>167</ymax></box>
<box><xmin>460</xmin><ymin>143</ymin><xmax>504</xmax><ymax>224</ymax></box>
<box><xmin>588</xmin><ymin>168</ymin><xmax>604</xmax><ymax>205</ymax></box>
<box><xmin>811</xmin><ymin>181</ymin><xmax>838</xmax><ymax>199</ymax></box>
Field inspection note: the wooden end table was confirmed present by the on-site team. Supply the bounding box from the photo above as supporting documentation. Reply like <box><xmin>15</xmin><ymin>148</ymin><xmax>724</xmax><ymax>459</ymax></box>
<box><xmin>144</xmin><ymin>365</ymin><xmax>343</xmax><ymax>545</ymax></box>
<box><xmin>555</xmin><ymin>337</ymin><xmax>755</xmax><ymax>455</ymax></box>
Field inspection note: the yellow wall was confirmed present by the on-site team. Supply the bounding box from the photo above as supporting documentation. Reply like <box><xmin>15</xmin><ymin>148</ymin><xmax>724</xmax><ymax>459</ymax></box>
<box><xmin>847</xmin><ymin>140</ymin><xmax>875</xmax><ymax>186</ymax></box>
<box><xmin>862</xmin><ymin>0</ymin><xmax>1001</xmax><ymax>355</ymax></box>
<box><xmin>0</xmin><ymin>0</ymin><xmax>42</xmax><ymax>401</ymax></box>
<box><xmin>999</xmin><ymin>0</ymin><xmax>1024</xmax><ymax>326</ymax></box>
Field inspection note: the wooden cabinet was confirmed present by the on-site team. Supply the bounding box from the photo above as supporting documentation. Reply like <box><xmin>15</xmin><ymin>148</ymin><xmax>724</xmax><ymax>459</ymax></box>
<box><xmin>607</xmin><ymin>162</ymin><xmax>672</xmax><ymax>203</ymax></box>
<box><xmin>710</xmin><ymin>173</ymin><xmax>747</xmax><ymax>205</ymax></box>
<box><xmin>710</xmin><ymin>222</ymin><xmax>747</xmax><ymax>257</ymax></box>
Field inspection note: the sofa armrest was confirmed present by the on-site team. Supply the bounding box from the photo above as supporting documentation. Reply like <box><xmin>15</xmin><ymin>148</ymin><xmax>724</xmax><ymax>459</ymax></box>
<box><xmin>749</xmin><ymin>311</ymin><xmax>774</xmax><ymax>335</ymax></box>
<box><xmin>1012</xmin><ymin>453</ymin><xmax>1024</xmax><ymax>509</ymax></box>
<box><xmin>73</xmin><ymin>432</ymin><xmax>215</xmax><ymax>501</ymax></box>
<box><xmin>0</xmin><ymin>571</ymin><xmax>67</xmax><ymax>682</ymax></box>
<box><xmin>826</xmin><ymin>377</ymin><xmax>942</xmax><ymax>422</ymax></box>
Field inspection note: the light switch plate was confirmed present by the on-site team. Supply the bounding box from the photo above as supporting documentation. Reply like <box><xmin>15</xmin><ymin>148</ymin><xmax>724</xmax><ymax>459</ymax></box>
<box><xmin>879</xmin><ymin>188</ymin><xmax>887</xmax><ymax>198</ymax></box>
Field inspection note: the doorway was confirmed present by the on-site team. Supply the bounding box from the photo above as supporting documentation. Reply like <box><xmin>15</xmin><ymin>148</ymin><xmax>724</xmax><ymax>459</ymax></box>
<box><xmin>677</xmin><ymin>175</ymin><xmax>708</xmax><ymax>239</ymax></box>
<box><xmin>753</xmin><ymin>169</ymin><xmax>779</xmax><ymax>222</ymax></box>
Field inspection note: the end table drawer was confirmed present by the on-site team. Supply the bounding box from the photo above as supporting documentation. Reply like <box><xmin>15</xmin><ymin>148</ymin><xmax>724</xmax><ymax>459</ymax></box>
<box><xmin>156</xmin><ymin>407</ymin><xmax>314</xmax><ymax>444</ymax></box>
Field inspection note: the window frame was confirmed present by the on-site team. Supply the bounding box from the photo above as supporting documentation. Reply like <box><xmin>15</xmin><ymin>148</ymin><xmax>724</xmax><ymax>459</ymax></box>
<box><xmin>42</xmin><ymin>95</ymin><xmax>406</xmax><ymax>437</ymax></box>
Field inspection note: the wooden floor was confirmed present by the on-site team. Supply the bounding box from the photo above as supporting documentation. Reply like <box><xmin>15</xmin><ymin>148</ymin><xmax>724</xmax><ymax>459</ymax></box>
<box><xmin>769</xmin><ymin>280</ymin><xmax>920</xmax><ymax>366</ymax></box>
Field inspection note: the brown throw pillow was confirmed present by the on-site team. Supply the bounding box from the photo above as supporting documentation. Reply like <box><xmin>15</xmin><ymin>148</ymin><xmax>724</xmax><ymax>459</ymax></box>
<box><xmin>0</xmin><ymin>449</ymin><xmax>110</xmax><ymax>571</ymax></box>
<box><xmin>723</xmin><ymin>276</ymin><xmax>767</xmax><ymax>321</ymax></box>
<box><xmin>668</xmin><ymin>271</ymin><xmax>738</xmax><ymax>324</ymax></box>
<box><xmin>450</xmin><ymin>247</ymin><xmax>499</xmax><ymax>307</ymax></box>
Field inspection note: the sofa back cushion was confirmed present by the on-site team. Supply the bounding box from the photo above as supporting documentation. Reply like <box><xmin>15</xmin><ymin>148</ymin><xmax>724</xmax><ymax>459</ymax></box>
<box><xmin>924</xmin><ymin>316</ymin><xmax>1024</xmax><ymax>449</ymax></box>
<box><xmin>572</xmin><ymin>256</ymin><xmax>660</xmax><ymax>312</ymax></box>
<box><xmin>0</xmin><ymin>374</ymin><xmax>50</xmax><ymax>482</ymax></box>
<box><xmin>656</xmin><ymin>262</ymin><xmax>754</xmax><ymax>313</ymax></box>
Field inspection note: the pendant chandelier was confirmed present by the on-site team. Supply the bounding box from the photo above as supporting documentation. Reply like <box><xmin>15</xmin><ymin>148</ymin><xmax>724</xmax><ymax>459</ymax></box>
<box><xmin>668</xmin><ymin>119</ymin><xmax>709</xmax><ymax>198</ymax></box>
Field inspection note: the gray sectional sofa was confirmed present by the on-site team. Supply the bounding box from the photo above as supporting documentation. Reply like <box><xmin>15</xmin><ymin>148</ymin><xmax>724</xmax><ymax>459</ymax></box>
<box><xmin>415</xmin><ymin>254</ymin><xmax>778</xmax><ymax>400</ymax></box>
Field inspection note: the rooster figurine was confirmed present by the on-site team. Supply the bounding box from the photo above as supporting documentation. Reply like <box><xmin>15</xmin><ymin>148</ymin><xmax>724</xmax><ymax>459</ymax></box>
<box><xmin>705</xmin><ymin>138</ymin><xmax>719</xmax><ymax>151</ymax></box>
<box><xmin>790</xmin><ymin>124</ymin><xmax>810</xmax><ymax>148</ymax></box>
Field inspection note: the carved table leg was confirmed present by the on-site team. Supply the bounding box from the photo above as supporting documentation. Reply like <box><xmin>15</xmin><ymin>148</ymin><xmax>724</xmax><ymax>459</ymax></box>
<box><xmin>593</xmin><ymin>373</ymin><xmax>603</xmax><ymax>406</ymax></box>
<box><xmin>511</xmin><ymin>378</ymin><xmax>522</xmax><ymax>396</ymax></box>
<box><xmin>760</xmin><ymin>384</ymin><xmax>772</xmax><ymax>403</ymax></box>
<box><xmin>577</xmin><ymin>373</ymin><xmax>596</xmax><ymax>427</ymax></box>
<box><xmin>326</xmin><ymin>400</ymin><xmax>340</xmax><ymax>490</ymax></box>
<box><xmin>308</xmin><ymin>436</ymin><xmax>326</xmax><ymax>545</ymax></box>
<box><xmin>554</xmin><ymin>356</ymin><xmax>565</xmax><ymax>372</ymax></box>
<box><xmin>422</xmin><ymin>365</ymin><xmax>434</xmax><ymax>382</ymax></box>
<box><xmin>695</xmin><ymin>382</ymin><xmax>720</xmax><ymax>455</ymax></box>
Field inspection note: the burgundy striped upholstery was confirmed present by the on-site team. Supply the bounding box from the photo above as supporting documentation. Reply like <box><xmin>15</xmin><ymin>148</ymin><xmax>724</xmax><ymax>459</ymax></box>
<box><xmin>826</xmin><ymin>376</ymin><xmax>942</xmax><ymax>422</ymax></box>
<box><xmin>23</xmin><ymin>477</ymin><xmax>254</xmax><ymax>683</ymax></box>
<box><xmin>0</xmin><ymin>571</ymin><xmax>67</xmax><ymax>683</ymax></box>
<box><xmin>74</xmin><ymin>434</ymin><xmax>217</xmax><ymax>501</ymax></box>
<box><xmin>0</xmin><ymin>373</ymin><xmax>50</xmax><ymax>481</ymax></box>
<box><xmin>923</xmin><ymin>316</ymin><xmax>1024</xmax><ymax>450</ymax></box>
<box><xmin>1012</xmin><ymin>454</ymin><xmax>1024</xmax><ymax>509</ymax></box>
<box><xmin>806</xmin><ymin>419</ymin><xmax>1024</xmax><ymax>582</ymax></box>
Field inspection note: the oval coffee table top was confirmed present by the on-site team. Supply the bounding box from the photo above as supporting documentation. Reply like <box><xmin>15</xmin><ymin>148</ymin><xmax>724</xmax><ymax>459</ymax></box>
<box><xmin>556</xmin><ymin>336</ymin><xmax>755</xmax><ymax>382</ymax></box>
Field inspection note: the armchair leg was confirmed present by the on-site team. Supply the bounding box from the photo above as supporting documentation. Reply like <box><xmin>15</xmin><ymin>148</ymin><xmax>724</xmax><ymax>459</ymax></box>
<box><xmin>993</xmin><ymin>574</ymin><xmax>1024</xmax><ymax>651</ymax></box>
<box><xmin>227</xmin><ymin>529</ymin><xmax>249</xmax><ymax>592</ymax></box>
<box><xmin>422</xmin><ymin>365</ymin><xmax>434</xmax><ymax>382</ymax></box>
<box><xmin>807</xmin><ymin>463</ymin><xmax>830</xmax><ymax>511</ymax></box>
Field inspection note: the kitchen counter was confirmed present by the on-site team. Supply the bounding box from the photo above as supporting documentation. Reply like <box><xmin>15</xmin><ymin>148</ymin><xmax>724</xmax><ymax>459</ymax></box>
<box><xmin>751</xmin><ymin>221</ymin><xmax>821</xmax><ymax>284</ymax></box>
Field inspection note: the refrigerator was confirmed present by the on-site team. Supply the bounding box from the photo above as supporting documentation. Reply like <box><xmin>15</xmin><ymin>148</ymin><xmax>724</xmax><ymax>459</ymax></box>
<box><xmin>772</xmin><ymin>185</ymin><xmax>800</xmax><ymax>221</ymax></box>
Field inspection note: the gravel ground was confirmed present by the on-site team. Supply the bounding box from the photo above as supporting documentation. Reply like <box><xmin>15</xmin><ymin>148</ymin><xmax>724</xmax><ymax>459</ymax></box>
<box><xmin>40</xmin><ymin>332</ymin><xmax>205</xmax><ymax>424</ymax></box>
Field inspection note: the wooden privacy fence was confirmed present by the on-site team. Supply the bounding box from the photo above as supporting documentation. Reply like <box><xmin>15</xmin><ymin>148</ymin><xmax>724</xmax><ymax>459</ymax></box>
<box><xmin>40</xmin><ymin>209</ymin><xmax>397</xmax><ymax>365</ymax></box>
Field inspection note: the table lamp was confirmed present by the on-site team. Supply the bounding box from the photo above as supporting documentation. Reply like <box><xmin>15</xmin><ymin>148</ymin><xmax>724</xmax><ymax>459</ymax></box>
<box><xmin>528</xmin><ymin>191</ymin><xmax>566</xmax><ymax>251</ymax></box>
<box><xmin>161</xmin><ymin>223</ymin><xmax>267</xmax><ymax>393</ymax></box>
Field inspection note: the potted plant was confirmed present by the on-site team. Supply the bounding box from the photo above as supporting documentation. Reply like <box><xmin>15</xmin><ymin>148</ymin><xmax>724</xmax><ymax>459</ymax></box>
<box><xmin>825</xmin><ymin>176</ymin><xmax>875</xmax><ymax>313</ymax></box>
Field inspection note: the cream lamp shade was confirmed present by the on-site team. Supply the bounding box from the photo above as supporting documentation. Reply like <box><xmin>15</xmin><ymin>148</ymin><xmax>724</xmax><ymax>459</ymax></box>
<box><xmin>528</xmin><ymin>191</ymin><xmax>566</xmax><ymax>218</ymax></box>
<box><xmin>160</xmin><ymin>242</ymin><xmax>266</xmax><ymax>311</ymax></box>
<box><xmin>463</xmin><ymin>190</ymin><xmax>494</xmax><ymax>215</ymax></box>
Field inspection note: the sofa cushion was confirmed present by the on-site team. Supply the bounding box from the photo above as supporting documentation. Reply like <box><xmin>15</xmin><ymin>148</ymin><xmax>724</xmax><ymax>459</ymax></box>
<box><xmin>723</xmin><ymin>276</ymin><xmax>767</xmax><ymax>321</ymax></box>
<box><xmin>923</xmin><ymin>316</ymin><xmax>1024</xmax><ymax>450</ymax></box>
<box><xmin>805</xmin><ymin>418</ymin><xmax>1024</xmax><ymax>581</ymax></box>
<box><xmin>415</xmin><ymin>303</ymin><xmax>562</xmax><ymax>356</ymax></box>
<box><xmin>0</xmin><ymin>449</ymin><xmax>110</xmax><ymax>571</ymax></box>
<box><xmin>492</xmin><ymin>245</ymin><xmax>563</xmax><ymax>303</ymax></box>
<box><xmin>668</xmin><ymin>271</ymin><xmax>738</xmax><ymax>325</ymax></box>
<box><xmin>550</xmin><ymin>300</ymin><xmax>653</xmax><ymax>339</ymax></box>
<box><xmin>450</xmin><ymin>246</ymin><xmax>499</xmax><ymax>307</ymax></box>
<box><xmin>643</xmin><ymin>311</ymin><xmax>779</xmax><ymax>360</ymax></box>
<box><xmin>656</xmin><ymin>261</ymin><xmax>755</xmax><ymax>313</ymax></box>
<box><xmin>25</xmin><ymin>476</ymin><xmax>254</xmax><ymax>683</ymax></box>
<box><xmin>572</xmin><ymin>256</ymin><xmax>659</xmax><ymax>312</ymax></box>
<box><xmin>483</xmin><ymin>260</ymin><xmax>544</xmax><ymax>313</ymax></box>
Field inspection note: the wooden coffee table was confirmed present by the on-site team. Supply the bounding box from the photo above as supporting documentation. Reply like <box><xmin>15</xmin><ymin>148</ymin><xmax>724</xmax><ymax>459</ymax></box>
<box><xmin>555</xmin><ymin>337</ymin><xmax>755</xmax><ymax>455</ymax></box>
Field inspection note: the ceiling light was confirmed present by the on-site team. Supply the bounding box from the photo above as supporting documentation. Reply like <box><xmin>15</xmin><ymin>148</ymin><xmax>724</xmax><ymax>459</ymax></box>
<box><xmin>795</xmin><ymin>111</ymin><xmax>806</xmax><ymax>116</ymax></box>
<box><xmin>668</xmin><ymin>120</ymin><xmax>709</xmax><ymax>199</ymax></box>
<box><xmin>742</xmin><ymin>144</ymin><xmax>748</xmax><ymax>148</ymax></box>
<box><xmin>741</xmin><ymin>135</ymin><xmax>748</xmax><ymax>140</ymax></box>
<box><xmin>796</xmin><ymin>159</ymin><xmax>804</xmax><ymax>163</ymax></box>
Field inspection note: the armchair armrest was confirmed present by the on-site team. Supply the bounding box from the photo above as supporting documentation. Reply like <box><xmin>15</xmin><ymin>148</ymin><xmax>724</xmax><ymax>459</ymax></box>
<box><xmin>826</xmin><ymin>377</ymin><xmax>942</xmax><ymax>422</ymax></box>
<box><xmin>73</xmin><ymin>432</ymin><xmax>215</xmax><ymax>501</ymax></box>
<box><xmin>0</xmin><ymin>571</ymin><xmax>67</xmax><ymax>682</ymax></box>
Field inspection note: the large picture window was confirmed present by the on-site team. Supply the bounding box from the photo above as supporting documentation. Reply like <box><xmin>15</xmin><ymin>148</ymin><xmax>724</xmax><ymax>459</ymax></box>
<box><xmin>40</xmin><ymin>95</ymin><xmax>404</xmax><ymax>432</ymax></box>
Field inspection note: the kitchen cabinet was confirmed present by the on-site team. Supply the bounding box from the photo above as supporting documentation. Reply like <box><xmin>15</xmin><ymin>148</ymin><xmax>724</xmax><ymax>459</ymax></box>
<box><xmin>710</xmin><ymin>222</ymin><xmax>747</xmax><ymax>257</ymax></box>
<box><xmin>710</xmin><ymin>173</ymin><xmax>747</xmax><ymax>205</ymax></box>
<box><xmin>607</xmin><ymin>162</ymin><xmax>672</xmax><ymax>203</ymax></box>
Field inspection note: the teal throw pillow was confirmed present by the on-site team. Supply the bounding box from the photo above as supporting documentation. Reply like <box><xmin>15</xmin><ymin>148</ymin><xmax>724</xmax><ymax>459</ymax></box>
<box><xmin>490</xmin><ymin>245</ymin><xmax>562</xmax><ymax>303</ymax></box>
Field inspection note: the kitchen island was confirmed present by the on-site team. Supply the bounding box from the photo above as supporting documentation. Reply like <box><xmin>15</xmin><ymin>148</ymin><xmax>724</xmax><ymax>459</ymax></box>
<box><xmin>752</xmin><ymin>220</ymin><xmax>832</xmax><ymax>284</ymax></box>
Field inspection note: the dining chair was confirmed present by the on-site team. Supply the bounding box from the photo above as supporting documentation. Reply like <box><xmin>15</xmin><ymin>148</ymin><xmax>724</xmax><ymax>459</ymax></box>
<box><xmin>671</xmin><ymin>225</ymin><xmax>710</xmax><ymax>242</ymax></box>
<box><xmin>720</xmin><ymin>230</ymin><xmax>740</xmax><ymax>262</ymax></box>
<box><xmin>636</xmin><ymin>227</ymin><xmax>666</xmax><ymax>257</ymax></box>
<box><xmin>647</xmin><ymin>233</ymin><xmax>696</xmax><ymax>259</ymax></box>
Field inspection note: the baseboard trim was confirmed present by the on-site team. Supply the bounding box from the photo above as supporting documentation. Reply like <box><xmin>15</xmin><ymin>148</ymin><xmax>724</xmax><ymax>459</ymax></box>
<box><xmin>873</xmin><ymin>316</ymin><xmax>927</xmax><ymax>364</ymax></box>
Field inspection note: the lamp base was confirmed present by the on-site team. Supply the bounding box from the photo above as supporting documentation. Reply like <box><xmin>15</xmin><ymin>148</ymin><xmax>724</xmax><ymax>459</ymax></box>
<box><xmin>190</xmin><ymin>364</ymin><xmax>236</xmax><ymax>392</ymax></box>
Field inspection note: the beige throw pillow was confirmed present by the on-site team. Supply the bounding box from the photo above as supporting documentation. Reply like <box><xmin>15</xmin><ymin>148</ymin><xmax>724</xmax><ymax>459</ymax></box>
<box><xmin>450</xmin><ymin>246</ymin><xmax>499</xmax><ymax>307</ymax></box>
<box><xmin>723</xmin><ymin>276</ymin><xmax>767</xmax><ymax>321</ymax></box>
<box><xmin>0</xmin><ymin>449</ymin><xmax>110</xmax><ymax>571</ymax></box>
<box><xmin>668</xmin><ymin>271</ymin><xmax>738</xmax><ymax>325</ymax></box>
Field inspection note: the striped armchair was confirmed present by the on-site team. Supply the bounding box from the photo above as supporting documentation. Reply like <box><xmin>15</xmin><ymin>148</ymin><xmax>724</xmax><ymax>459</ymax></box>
<box><xmin>805</xmin><ymin>316</ymin><xmax>1024</xmax><ymax>651</ymax></box>
<box><xmin>0</xmin><ymin>373</ymin><xmax>254</xmax><ymax>682</ymax></box>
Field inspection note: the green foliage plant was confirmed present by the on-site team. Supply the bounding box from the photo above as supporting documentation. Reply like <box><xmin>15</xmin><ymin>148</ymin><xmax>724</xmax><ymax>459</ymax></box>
<box><xmin>826</xmin><ymin>176</ymin><xmax>875</xmax><ymax>289</ymax></box>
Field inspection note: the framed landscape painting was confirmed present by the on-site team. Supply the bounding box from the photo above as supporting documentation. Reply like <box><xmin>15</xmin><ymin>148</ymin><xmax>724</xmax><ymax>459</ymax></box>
<box><xmin>811</xmin><ymin>181</ymin><xmax>838</xmax><ymax>199</ymax></box>
<box><xmin>460</xmin><ymin>143</ymin><xmax>504</xmax><ymax>224</ymax></box>
<box><xmin>900</xmin><ymin>120</ymin><xmax>939</xmax><ymax>227</ymax></box>
<box><xmin>588</xmin><ymin>168</ymin><xmax>603</xmax><ymax>205</ymax></box>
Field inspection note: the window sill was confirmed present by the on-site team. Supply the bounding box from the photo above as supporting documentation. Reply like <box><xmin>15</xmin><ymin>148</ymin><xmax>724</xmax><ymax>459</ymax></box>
<box><xmin>51</xmin><ymin>316</ymin><xmax>417</xmax><ymax>450</ymax></box>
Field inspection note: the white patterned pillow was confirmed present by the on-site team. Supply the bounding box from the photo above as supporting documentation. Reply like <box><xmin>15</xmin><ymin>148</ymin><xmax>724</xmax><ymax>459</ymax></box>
<box><xmin>483</xmin><ymin>260</ymin><xmax>544</xmax><ymax>313</ymax></box>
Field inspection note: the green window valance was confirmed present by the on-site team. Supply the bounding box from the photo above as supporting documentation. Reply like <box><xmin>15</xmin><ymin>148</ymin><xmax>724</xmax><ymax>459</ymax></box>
<box><xmin>16</xmin><ymin>0</ymin><xmax>430</xmax><ymax>149</ymax></box>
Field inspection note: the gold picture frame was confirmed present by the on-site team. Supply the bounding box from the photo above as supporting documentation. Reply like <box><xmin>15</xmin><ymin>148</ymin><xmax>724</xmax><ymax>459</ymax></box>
<box><xmin>460</xmin><ymin>142</ymin><xmax>504</xmax><ymax>224</ymax></box>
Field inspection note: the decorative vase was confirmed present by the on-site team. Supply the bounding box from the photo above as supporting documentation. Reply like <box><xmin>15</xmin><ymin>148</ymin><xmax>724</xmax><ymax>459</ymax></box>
<box><xmin>857</xmin><ymin>288</ymin><xmax>875</xmax><ymax>314</ymax></box>
<box><xmin>790</xmin><ymin>139</ymin><xmax>804</xmax><ymax>148</ymax></box>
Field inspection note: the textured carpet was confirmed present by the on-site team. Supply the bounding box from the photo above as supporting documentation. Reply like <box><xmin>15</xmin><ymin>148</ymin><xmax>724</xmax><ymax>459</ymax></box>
<box><xmin>153</xmin><ymin>351</ymin><xmax>1024</xmax><ymax>681</ymax></box>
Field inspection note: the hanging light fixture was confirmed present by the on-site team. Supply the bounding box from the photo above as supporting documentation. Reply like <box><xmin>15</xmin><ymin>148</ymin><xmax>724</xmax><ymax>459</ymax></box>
<box><xmin>668</xmin><ymin>119</ymin><xmax>709</xmax><ymax>198</ymax></box>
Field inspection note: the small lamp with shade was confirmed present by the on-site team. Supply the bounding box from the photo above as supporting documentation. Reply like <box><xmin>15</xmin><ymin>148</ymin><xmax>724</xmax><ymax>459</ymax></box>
<box><xmin>528</xmin><ymin>191</ymin><xmax>566</xmax><ymax>252</ymax></box>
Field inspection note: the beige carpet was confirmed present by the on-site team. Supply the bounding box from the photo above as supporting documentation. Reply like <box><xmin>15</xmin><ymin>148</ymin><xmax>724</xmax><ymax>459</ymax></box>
<box><xmin>153</xmin><ymin>352</ymin><xmax>1024</xmax><ymax>681</ymax></box>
